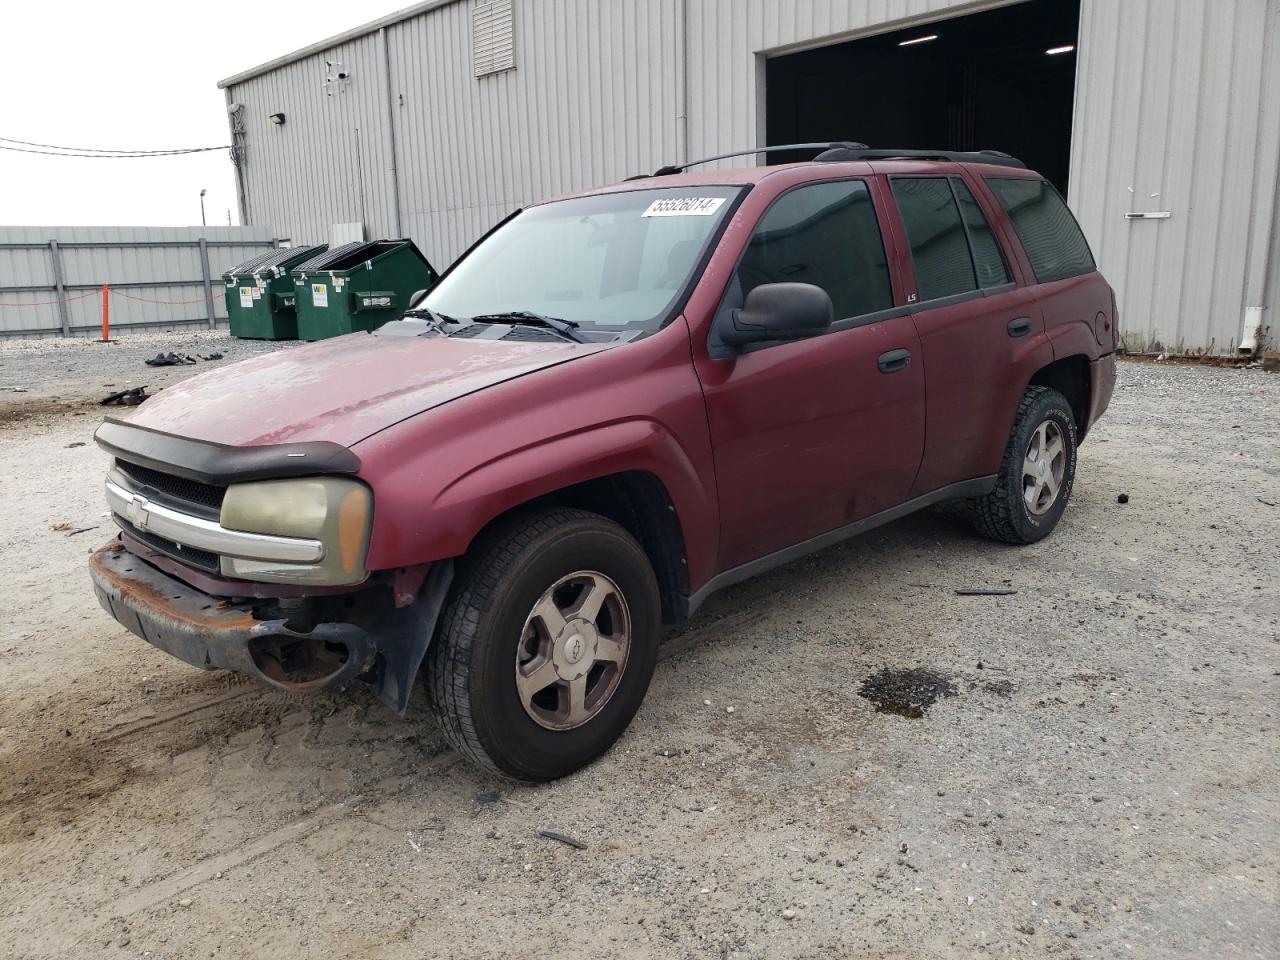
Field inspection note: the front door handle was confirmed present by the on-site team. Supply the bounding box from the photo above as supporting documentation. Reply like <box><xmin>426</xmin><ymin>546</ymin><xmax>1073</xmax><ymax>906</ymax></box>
<box><xmin>877</xmin><ymin>348</ymin><xmax>911</xmax><ymax>374</ymax></box>
<box><xmin>1007</xmin><ymin>317</ymin><xmax>1032</xmax><ymax>338</ymax></box>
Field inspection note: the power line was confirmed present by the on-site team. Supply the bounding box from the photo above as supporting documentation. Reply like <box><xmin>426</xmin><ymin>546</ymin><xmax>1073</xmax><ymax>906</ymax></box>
<box><xmin>0</xmin><ymin>136</ymin><xmax>230</xmax><ymax>158</ymax></box>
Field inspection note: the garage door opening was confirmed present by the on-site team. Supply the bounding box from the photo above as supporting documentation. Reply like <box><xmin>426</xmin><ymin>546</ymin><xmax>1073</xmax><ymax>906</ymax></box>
<box><xmin>765</xmin><ymin>0</ymin><xmax>1080</xmax><ymax>193</ymax></box>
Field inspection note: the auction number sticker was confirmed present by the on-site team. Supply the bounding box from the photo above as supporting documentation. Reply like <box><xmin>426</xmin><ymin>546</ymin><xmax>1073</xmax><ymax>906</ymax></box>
<box><xmin>312</xmin><ymin>283</ymin><xmax>329</xmax><ymax>307</ymax></box>
<box><xmin>641</xmin><ymin>196</ymin><xmax>727</xmax><ymax>217</ymax></box>
<box><xmin>239</xmin><ymin>287</ymin><xmax>254</xmax><ymax>308</ymax></box>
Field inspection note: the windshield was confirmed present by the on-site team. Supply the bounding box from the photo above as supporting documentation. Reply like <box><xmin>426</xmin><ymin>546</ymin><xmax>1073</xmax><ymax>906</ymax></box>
<box><xmin>421</xmin><ymin>186</ymin><xmax>743</xmax><ymax>333</ymax></box>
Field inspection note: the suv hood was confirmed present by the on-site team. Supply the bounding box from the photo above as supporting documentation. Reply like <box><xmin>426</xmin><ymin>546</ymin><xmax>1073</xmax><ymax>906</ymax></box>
<box><xmin>122</xmin><ymin>332</ymin><xmax>611</xmax><ymax>448</ymax></box>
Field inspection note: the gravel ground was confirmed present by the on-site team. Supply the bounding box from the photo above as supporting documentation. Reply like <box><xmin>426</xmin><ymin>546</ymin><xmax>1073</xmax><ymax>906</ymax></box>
<box><xmin>0</xmin><ymin>330</ymin><xmax>295</xmax><ymax>418</ymax></box>
<box><xmin>0</xmin><ymin>358</ymin><xmax>1276</xmax><ymax>959</ymax></box>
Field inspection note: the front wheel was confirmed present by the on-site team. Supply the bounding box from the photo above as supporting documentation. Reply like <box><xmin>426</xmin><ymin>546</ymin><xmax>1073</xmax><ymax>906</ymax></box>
<box><xmin>968</xmin><ymin>385</ymin><xmax>1078</xmax><ymax>544</ymax></box>
<box><xmin>425</xmin><ymin>508</ymin><xmax>660</xmax><ymax>781</ymax></box>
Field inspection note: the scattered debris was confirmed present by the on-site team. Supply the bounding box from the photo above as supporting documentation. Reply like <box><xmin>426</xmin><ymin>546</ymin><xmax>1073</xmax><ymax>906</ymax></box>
<box><xmin>858</xmin><ymin>668</ymin><xmax>958</xmax><ymax>719</ymax></box>
<box><xmin>50</xmin><ymin>521</ymin><xmax>73</xmax><ymax>531</ymax></box>
<box><xmin>65</xmin><ymin>441</ymin><xmax>86</xmax><ymax>448</ymax></box>
<box><xmin>473</xmin><ymin>789</ymin><xmax>501</xmax><ymax>812</ymax></box>
<box><xmin>782</xmin><ymin>908</ymin><xmax>797</xmax><ymax>920</ymax></box>
<box><xmin>654</xmin><ymin>747</ymin><xmax>686</xmax><ymax>758</ymax></box>
<box><xmin>407</xmin><ymin>836</ymin><xmax>422</xmax><ymax>853</ymax></box>
<box><xmin>955</xmin><ymin>588</ymin><xmax>1018</xmax><ymax>596</ymax></box>
<box><xmin>100</xmin><ymin>386</ymin><xmax>147</xmax><ymax>406</ymax></box>
<box><xmin>198</xmin><ymin>352</ymin><xmax>224</xmax><ymax>361</ymax></box>
<box><xmin>538</xmin><ymin>829</ymin><xmax>587</xmax><ymax>850</ymax></box>
<box><xmin>1117</xmin><ymin>493</ymin><xmax>1130</xmax><ymax>504</ymax></box>
<box><xmin>64</xmin><ymin>526</ymin><xmax>99</xmax><ymax>538</ymax></box>
<box><xmin>145</xmin><ymin>352</ymin><xmax>197</xmax><ymax>367</ymax></box>
<box><xmin>177</xmin><ymin>898</ymin><xmax>193</xmax><ymax>908</ymax></box>
<box><xmin>1259</xmin><ymin>498</ymin><xmax>1277</xmax><ymax>508</ymax></box>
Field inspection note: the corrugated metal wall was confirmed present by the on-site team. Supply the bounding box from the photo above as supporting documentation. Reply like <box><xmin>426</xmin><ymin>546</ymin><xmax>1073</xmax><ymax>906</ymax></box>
<box><xmin>223</xmin><ymin>0</ymin><xmax>1279</xmax><ymax>354</ymax></box>
<box><xmin>0</xmin><ymin>226</ymin><xmax>277</xmax><ymax>337</ymax></box>
<box><xmin>1069</xmin><ymin>0</ymin><xmax>1280</xmax><ymax>354</ymax></box>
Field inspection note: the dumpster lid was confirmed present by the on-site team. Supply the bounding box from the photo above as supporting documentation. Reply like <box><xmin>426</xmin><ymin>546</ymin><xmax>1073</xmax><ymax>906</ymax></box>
<box><xmin>290</xmin><ymin>239</ymin><xmax>434</xmax><ymax>275</ymax></box>
<box><xmin>223</xmin><ymin>245</ymin><xmax>326</xmax><ymax>280</ymax></box>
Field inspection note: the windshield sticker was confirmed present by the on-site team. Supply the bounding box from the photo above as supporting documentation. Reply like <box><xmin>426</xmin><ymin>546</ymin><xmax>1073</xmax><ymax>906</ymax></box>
<box><xmin>641</xmin><ymin>196</ymin><xmax>727</xmax><ymax>218</ymax></box>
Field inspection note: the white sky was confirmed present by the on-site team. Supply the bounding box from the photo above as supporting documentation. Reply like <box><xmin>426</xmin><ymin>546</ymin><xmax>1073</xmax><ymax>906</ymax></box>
<box><xmin>1</xmin><ymin>0</ymin><xmax>407</xmax><ymax>227</ymax></box>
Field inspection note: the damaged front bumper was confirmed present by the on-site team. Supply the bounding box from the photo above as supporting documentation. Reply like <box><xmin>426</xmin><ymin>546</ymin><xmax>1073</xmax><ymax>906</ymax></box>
<box><xmin>88</xmin><ymin>541</ymin><xmax>450</xmax><ymax>713</ymax></box>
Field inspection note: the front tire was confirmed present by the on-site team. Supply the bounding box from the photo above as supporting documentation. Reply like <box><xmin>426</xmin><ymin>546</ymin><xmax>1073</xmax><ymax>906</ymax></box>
<box><xmin>425</xmin><ymin>508</ymin><xmax>660</xmax><ymax>781</ymax></box>
<box><xmin>968</xmin><ymin>385</ymin><xmax>1078</xmax><ymax>544</ymax></box>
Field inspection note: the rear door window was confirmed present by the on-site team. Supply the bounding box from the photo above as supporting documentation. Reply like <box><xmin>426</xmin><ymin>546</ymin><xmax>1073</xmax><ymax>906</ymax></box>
<box><xmin>890</xmin><ymin>178</ymin><xmax>977</xmax><ymax>301</ymax></box>
<box><xmin>737</xmin><ymin>179</ymin><xmax>893</xmax><ymax>321</ymax></box>
<box><xmin>985</xmin><ymin>177</ymin><xmax>1096</xmax><ymax>283</ymax></box>
<box><xmin>951</xmin><ymin>178</ymin><xmax>1011</xmax><ymax>288</ymax></box>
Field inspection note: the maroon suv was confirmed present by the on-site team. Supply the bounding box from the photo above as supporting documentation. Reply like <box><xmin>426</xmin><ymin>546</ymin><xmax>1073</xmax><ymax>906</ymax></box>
<box><xmin>90</xmin><ymin>145</ymin><xmax>1117</xmax><ymax>780</ymax></box>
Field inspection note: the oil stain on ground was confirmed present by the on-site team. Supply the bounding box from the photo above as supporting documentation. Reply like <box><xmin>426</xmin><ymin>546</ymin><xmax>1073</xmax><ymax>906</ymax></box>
<box><xmin>858</xmin><ymin>668</ymin><xmax>958</xmax><ymax>718</ymax></box>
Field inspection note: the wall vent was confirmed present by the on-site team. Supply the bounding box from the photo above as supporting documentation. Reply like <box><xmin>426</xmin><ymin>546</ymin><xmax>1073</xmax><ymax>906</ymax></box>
<box><xmin>473</xmin><ymin>0</ymin><xmax>515</xmax><ymax>78</ymax></box>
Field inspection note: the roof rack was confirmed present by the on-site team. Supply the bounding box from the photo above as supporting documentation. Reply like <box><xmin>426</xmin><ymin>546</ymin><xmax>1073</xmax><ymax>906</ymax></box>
<box><xmin>635</xmin><ymin>142</ymin><xmax>869</xmax><ymax>178</ymax></box>
<box><xmin>632</xmin><ymin>143</ymin><xmax>1025</xmax><ymax>179</ymax></box>
<box><xmin>814</xmin><ymin>146</ymin><xmax>1026</xmax><ymax>168</ymax></box>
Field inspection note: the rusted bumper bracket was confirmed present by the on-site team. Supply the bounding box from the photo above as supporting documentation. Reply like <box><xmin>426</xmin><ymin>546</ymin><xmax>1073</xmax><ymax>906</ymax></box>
<box><xmin>89</xmin><ymin>542</ymin><xmax>374</xmax><ymax>693</ymax></box>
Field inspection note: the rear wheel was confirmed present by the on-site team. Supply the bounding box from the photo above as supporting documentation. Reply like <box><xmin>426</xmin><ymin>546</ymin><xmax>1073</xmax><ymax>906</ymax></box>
<box><xmin>968</xmin><ymin>385</ymin><xmax>1078</xmax><ymax>544</ymax></box>
<box><xmin>425</xmin><ymin>508</ymin><xmax>660</xmax><ymax>781</ymax></box>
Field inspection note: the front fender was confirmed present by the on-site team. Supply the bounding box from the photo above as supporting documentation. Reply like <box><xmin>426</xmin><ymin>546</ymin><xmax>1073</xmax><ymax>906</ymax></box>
<box><xmin>362</xmin><ymin>417</ymin><xmax>718</xmax><ymax>587</ymax></box>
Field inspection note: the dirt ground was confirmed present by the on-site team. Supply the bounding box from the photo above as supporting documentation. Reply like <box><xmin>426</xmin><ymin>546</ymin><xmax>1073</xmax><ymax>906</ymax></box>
<box><xmin>0</xmin><ymin>347</ymin><xmax>1276</xmax><ymax>960</ymax></box>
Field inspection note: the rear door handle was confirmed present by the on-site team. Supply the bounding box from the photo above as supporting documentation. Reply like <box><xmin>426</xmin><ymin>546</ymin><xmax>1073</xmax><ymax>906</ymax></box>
<box><xmin>1007</xmin><ymin>317</ymin><xmax>1032</xmax><ymax>338</ymax></box>
<box><xmin>877</xmin><ymin>348</ymin><xmax>911</xmax><ymax>373</ymax></box>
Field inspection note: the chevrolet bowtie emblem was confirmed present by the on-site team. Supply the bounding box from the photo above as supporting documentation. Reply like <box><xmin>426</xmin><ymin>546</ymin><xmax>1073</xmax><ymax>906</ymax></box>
<box><xmin>125</xmin><ymin>494</ymin><xmax>151</xmax><ymax>530</ymax></box>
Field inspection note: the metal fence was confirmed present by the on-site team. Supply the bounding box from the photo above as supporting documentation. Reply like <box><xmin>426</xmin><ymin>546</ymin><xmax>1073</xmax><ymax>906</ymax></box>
<box><xmin>0</xmin><ymin>226</ymin><xmax>279</xmax><ymax>338</ymax></box>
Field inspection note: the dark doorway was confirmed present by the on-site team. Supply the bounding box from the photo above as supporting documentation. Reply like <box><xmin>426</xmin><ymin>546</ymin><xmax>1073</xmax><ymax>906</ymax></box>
<box><xmin>765</xmin><ymin>0</ymin><xmax>1080</xmax><ymax>192</ymax></box>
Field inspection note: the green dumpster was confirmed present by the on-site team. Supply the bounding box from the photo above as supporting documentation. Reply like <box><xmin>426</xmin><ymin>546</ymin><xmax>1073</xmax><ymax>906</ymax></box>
<box><xmin>223</xmin><ymin>245</ymin><xmax>327</xmax><ymax>340</ymax></box>
<box><xmin>290</xmin><ymin>240</ymin><xmax>438</xmax><ymax>341</ymax></box>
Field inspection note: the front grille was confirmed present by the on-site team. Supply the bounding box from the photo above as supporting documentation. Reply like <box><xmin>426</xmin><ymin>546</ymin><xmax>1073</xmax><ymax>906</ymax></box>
<box><xmin>116</xmin><ymin>516</ymin><xmax>221</xmax><ymax>573</ymax></box>
<box><xmin>116</xmin><ymin>460</ymin><xmax>226</xmax><ymax>514</ymax></box>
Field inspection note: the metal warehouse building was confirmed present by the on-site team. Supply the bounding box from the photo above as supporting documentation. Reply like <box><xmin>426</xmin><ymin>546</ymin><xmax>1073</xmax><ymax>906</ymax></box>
<box><xmin>218</xmin><ymin>0</ymin><xmax>1279</xmax><ymax>355</ymax></box>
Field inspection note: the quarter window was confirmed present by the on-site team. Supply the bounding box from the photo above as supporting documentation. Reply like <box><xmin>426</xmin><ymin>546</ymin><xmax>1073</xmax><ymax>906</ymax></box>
<box><xmin>951</xmin><ymin>178</ymin><xmax>1011</xmax><ymax>288</ymax></box>
<box><xmin>985</xmin><ymin>177</ymin><xmax>1096</xmax><ymax>283</ymax></box>
<box><xmin>736</xmin><ymin>180</ymin><xmax>893</xmax><ymax>321</ymax></box>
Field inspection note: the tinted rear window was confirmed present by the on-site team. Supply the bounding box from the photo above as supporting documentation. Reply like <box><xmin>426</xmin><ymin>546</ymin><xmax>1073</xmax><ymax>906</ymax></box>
<box><xmin>951</xmin><ymin>179</ymin><xmax>1011</xmax><ymax>288</ymax></box>
<box><xmin>890</xmin><ymin>177</ymin><xmax>977</xmax><ymax>301</ymax></box>
<box><xmin>985</xmin><ymin>177</ymin><xmax>1095</xmax><ymax>283</ymax></box>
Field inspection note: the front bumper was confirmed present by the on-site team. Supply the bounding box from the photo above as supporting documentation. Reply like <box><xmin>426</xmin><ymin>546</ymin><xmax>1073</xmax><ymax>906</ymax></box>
<box><xmin>89</xmin><ymin>541</ymin><xmax>453</xmax><ymax>713</ymax></box>
<box><xmin>89</xmin><ymin>541</ymin><xmax>374</xmax><ymax>693</ymax></box>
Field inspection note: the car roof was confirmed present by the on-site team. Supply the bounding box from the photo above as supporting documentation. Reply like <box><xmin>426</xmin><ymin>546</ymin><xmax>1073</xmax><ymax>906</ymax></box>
<box><xmin>543</xmin><ymin>159</ymin><xmax>1040</xmax><ymax>205</ymax></box>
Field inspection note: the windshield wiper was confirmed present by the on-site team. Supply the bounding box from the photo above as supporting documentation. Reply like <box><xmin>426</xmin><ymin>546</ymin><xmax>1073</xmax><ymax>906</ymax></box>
<box><xmin>402</xmin><ymin>307</ymin><xmax>459</xmax><ymax>332</ymax></box>
<box><xmin>468</xmin><ymin>310</ymin><xmax>587</xmax><ymax>343</ymax></box>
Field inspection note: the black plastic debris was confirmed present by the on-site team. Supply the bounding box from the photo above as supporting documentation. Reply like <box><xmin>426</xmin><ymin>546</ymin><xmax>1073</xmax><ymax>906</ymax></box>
<box><xmin>100</xmin><ymin>386</ymin><xmax>148</xmax><ymax>406</ymax></box>
<box><xmin>538</xmin><ymin>829</ymin><xmax>587</xmax><ymax>850</ymax></box>
<box><xmin>144</xmin><ymin>352</ymin><xmax>197</xmax><ymax>367</ymax></box>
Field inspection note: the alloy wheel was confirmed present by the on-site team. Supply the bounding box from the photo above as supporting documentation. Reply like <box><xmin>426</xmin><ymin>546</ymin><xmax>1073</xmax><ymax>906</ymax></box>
<box><xmin>1022</xmin><ymin>419</ymin><xmax>1067</xmax><ymax>516</ymax></box>
<box><xmin>514</xmin><ymin>571</ymin><xmax>631</xmax><ymax>730</ymax></box>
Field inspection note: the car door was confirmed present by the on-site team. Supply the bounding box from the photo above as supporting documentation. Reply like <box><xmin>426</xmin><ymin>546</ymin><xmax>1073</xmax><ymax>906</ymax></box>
<box><xmin>692</xmin><ymin>177</ymin><xmax>926</xmax><ymax>572</ymax></box>
<box><xmin>882</xmin><ymin>172</ymin><xmax>1052</xmax><ymax>495</ymax></box>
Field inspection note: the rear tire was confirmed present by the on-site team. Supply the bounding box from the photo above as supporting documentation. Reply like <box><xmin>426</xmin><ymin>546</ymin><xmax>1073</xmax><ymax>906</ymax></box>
<box><xmin>425</xmin><ymin>508</ymin><xmax>660</xmax><ymax>781</ymax></box>
<box><xmin>968</xmin><ymin>385</ymin><xmax>1078</xmax><ymax>544</ymax></box>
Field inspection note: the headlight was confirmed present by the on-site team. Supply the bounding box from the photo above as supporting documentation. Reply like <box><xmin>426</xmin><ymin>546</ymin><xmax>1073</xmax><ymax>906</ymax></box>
<box><xmin>219</xmin><ymin>477</ymin><xmax>372</xmax><ymax>585</ymax></box>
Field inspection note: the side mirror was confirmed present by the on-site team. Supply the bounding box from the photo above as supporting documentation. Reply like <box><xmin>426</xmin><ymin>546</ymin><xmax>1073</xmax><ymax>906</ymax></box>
<box><xmin>720</xmin><ymin>282</ymin><xmax>834</xmax><ymax>347</ymax></box>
